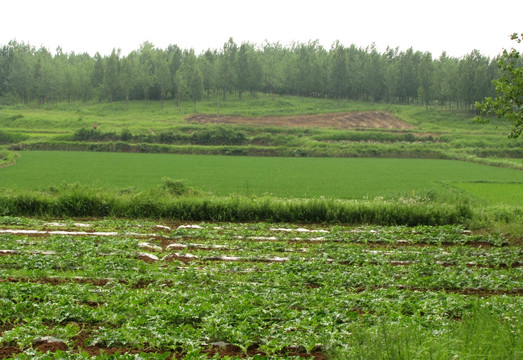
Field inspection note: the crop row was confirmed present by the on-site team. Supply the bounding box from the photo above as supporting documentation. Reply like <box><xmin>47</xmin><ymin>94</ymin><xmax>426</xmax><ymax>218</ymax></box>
<box><xmin>0</xmin><ymin>217</ymin><xmax>510</xmax><ymax>246</ymax></box>
<box><xmin>1</xmin><ymin>278</ymin><xmax>522</xmax><ymax>357</ymax></box>
<box><xmin>1</xmin><ymin>235</ymin><xmax>521</xmax><ymax>269</ymax></box>
<box><xmin>0</xmin><ymin>218</ymin><xmax>522</xmax><ymax>359</ymax></box>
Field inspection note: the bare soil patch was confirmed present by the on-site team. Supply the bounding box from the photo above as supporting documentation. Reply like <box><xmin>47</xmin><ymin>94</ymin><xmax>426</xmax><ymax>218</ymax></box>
<box><xmin>186</xmin><ymin>111</ymin><xmax>414</xmax><ymax>129</ymax></box>
<box><xmin>1</xmin><ymin>331</ymin><xmax>325</xmax><ymax>360</ymax></box>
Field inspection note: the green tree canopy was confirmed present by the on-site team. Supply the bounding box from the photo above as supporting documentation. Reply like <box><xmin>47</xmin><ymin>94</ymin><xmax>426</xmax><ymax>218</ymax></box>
<box><xmin>475</xmin><ymin>33</ymin><xmax>523</xmax><ymax>138</ymax></box>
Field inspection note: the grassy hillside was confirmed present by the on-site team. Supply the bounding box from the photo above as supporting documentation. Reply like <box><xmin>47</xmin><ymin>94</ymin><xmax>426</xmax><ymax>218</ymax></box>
<box><xmin>0</xmin><ymin>94</ymin><xmax>515</xmax><ymax>136</ymax></box>
<box><xmin>2</xmin><ymin>95</ymin><xmax>522</xmax><ymax>171</ymax></box>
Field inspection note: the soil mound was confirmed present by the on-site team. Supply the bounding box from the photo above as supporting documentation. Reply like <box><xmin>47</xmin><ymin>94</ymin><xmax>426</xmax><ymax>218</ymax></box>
<box><xmin>186</xmin><ymin>111</ymin><xmax>414</xmax><ymax>129</ymax></box>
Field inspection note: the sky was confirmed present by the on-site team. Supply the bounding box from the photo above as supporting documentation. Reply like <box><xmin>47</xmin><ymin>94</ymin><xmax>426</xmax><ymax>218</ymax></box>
<box><xmin>1</xmin><ymin>0</ymin><xmax>521</xmax><ymax>58</ymax></box>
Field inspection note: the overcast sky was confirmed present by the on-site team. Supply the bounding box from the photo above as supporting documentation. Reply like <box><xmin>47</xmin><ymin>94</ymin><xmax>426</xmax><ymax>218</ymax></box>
<box><xmin>1</xmin><ymin>0</ymin><xmax>521</xmax><ymax>58</ymax></box>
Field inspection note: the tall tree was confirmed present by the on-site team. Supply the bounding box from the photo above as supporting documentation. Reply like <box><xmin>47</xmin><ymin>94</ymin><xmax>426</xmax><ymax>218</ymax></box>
<box><xmin>167</xmin><ymin>44</ymin><xmax>183</xmax><ymax>101</ymax></box>
<box><xmin>33</xmin><ymin>47</ymin><xmax>54</xmax><ymax>103</ymax></box>
<box><xmin>433</xmin><ymin>52</ymin><xmax>459</xmax><ymax>108</ymax></box>
<box><xmin>218</xmin><ymin>38</ymin><xmax>238</xmax><ymax>101</ymax></box>
<box><xmin>476</xmin><ymin>33</ymin><xmax>523</xmax><ymax>138</ymax></box>
<box><xmin>346</xmin><ymin>44</ymin><xmax>365</xmax><ymax>100</ymax></box>
<box><xmin>174</xmin><ymin>70</ymin><xmax>188</xmax><ymax>107</ymax></box>
<box><xmin>397</xmin><ymin>48</ymin><xmax>420</xmax><ymax>104</ymax></box>
<box><xmin>418</xmin><ymin>52</ymin><xmax>435</xmax><ymax>107</ymax></box>
<box><xmin>364</xmin><ymin>43</ymin><xmax>386</xmax><ymax>101</ymax></box>
<box><xmin>91</xmin><ymin>52</ymin><xmax>104</xmax><ymax>99</ymax></box>
<box><xmin>260</xmin><ymin>41</ymin><xmax>286</xmax><ymax>95</ymax></box>
<box><xmin>7</xmin><ymin>42</ymin><xmax>34</xmax><ymax>103</ymax></box>
<box><xmin>154</xmin><ymin>50</ymin><xmax>171</xmax><ymax>109</ymax></box>
<box><xmin>0</xmin><ymin>43</ymin><xmax>15</xmax><ymax>98</ymax></box>
<box><xmin>73</xmin><ymin>52</ymin><xmax>95</xmax><ymax>102</ymax></box>
<box><xmin>135</xmin><ymin>42</ymin><xmax>156</xmax><ymax>103</ymax></box>
<box><xmin>119</xmin><ymin>54</ymin><xmax>135</xmax><ymax>109</ymax></box>
<box><xmin>198</xmin><ymin>49</ymin><xmax>217</xmax><ymax>99</ymax></box>
<box><xmin>102</xmin><ymin>48</ymin><xmax>121</xmax><ymax>101</ymax></box>
<box><xmin>53</xmin><ymin>47</ymin><xmax>72</xmax><ymax>102</ymax></box>
<box><xmin>291</xmin><ymin>40</ymin><xmax>325</xmax><ymax>97</ymax></box>
<box><xmin>180</xmin><ymin>50</ymin><xmax>203</xmax><ymax>112</ymax></box>
<box><xmin>329</xmin><ymin>41</ymin><xmax>348</xmax><ymax>99</ymax></box>
<box><xmin>459</xmin><ymin>50</ymin><xmax>490</xmax><ymax>109</ymax></box>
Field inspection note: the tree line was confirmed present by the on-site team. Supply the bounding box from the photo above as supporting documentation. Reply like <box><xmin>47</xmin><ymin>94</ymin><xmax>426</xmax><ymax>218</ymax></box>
<box><xmin>0</xmin><ymin>38</ymin><xmax>502</xmax><ymax>109</ymax></box>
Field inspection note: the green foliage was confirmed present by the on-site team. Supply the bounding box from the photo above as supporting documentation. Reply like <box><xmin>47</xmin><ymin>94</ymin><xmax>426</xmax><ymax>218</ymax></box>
<box><xmin>0</xmin><ymin>148</ymin><xmax>17</xmax><ymax>167</ymax></box>
<box><xmin>0</xmin><ymin>219</ymin><xmax>521</xmax><ymax>359</ymax></box>
<box><xmin>161</xmin><ymin>177</ymin><xmax>194</xmax><ymax>196</ymax></box>
<box><xmin>72</xmin><ymin>128</ymin><xmax>117</xmax><ymax>141</ymax></box>
<box><xmin>0</xmin><ymin>38</ymin><xmax>500</xmax><ymax>107</ymax></box>
<box><xmin>189</xmin><ymin>126</ymin><xmax>246</xmax><ymax>145</ymax></box>
<box><xmin>476</xmin><ymin>33</ymin><xmax>523</xmax><ymax>138</ymax></box>
<box><xmin>0</xmin><ymin>129</ymin><xmax>28</xmax><ymax>144</ymax></box>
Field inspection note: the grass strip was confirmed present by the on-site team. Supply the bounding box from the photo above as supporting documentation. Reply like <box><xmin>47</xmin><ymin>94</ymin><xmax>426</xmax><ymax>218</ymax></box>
<box><xmin>0</xmin><ymin>187</ymin><xmax>471</xmax><ymax>226</ymax></box>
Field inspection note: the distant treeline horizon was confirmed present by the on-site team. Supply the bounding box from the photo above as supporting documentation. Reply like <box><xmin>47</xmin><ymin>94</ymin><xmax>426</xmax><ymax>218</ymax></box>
<box><xmin>0</xmin><ymin>38</ymin><xmax>508</xmax><ymax>108</ymax></box>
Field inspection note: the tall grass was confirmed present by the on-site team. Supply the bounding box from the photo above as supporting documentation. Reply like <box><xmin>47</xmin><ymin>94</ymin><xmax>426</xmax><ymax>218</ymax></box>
<box><xmin>0</xmin><ymin>184</ymin><xmax>471</xmax><ymax>225</ymax></box>
<box><xmin>335</xmin><ymin>305</ymin><xmax>522</xmax><ymax>360</ymax></box>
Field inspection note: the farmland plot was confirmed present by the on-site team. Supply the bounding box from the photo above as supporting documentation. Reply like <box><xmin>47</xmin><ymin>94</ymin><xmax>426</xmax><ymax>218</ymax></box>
<box><xmin>0</xmin><ymin>217</ymin><xmax>522</xmax><ymax>359</ymax></box>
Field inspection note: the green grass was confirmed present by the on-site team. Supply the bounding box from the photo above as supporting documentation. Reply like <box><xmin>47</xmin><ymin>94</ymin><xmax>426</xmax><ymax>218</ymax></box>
<box><xmin>0</xmin><ymin>95</ymin><xmax>511</xmax><ymax>136</ymax></box>
<box><xmin>454</xmin><ymin>182</ymin><xmax>523</xmax><ymax>206</ymax></box>
<box><xmin>1</xmin><ymin>151</ymin><xmax>521</xmax><ymax>201</ymax></box>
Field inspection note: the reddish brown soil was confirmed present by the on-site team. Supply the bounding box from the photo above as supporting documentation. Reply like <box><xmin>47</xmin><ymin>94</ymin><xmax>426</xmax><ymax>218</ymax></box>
<box><xmin>185</xmin><ymin>111</ymin><xmax>414</xmax><ymax>129</ymax></box>
<box><xmin>0</xmin><ymin>332</ymin><xmax>325</xmax><ymax>360</ymax></box>
<box><xmin>0</xmin><ymin>346</ymin><xmax>21</xmax><ymax>359</ymax></box>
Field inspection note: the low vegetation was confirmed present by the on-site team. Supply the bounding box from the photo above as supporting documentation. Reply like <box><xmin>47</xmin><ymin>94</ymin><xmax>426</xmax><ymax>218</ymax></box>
<box><xmin>1</xmin><ymin>96</ymin><xmax>522</xmax><ymax>170</ymax></box>
<box><xmin>0</xmin><ymin>218</ymin><xmax>521</xmax><ymax>359</ymax></box>
<box><xmin>0</xmin><ymin>91</ymin><xmax>521</xmax><ymax>358</ymax></box>
<box><xmin>0</xmin><ymin>182</ymin><xmax>471</xmax><ymax>226</ymax></box>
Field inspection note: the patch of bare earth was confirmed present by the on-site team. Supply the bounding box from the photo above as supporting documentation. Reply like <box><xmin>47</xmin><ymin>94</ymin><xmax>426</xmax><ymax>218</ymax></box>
<box><xmin>186</xmin><ymin>111</ymin><xmax>414</xmax><ymax>129</ymax></box>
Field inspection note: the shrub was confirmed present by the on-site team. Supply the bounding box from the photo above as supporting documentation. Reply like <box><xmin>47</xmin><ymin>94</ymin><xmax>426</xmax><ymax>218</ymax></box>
<box><xmin>0</xmin><ymin>130</ymin><xmax>29</xmax><ymax>145</ymax></box>
<box><xmin>161</xmin><ymin>177</ymin><xmax>194</xmax><ymax>196</ymax></box>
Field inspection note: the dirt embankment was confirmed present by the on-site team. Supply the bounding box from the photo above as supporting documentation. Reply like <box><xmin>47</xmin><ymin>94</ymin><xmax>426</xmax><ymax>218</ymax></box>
<box><xmin>185</xmin><ymin>111</ymin><xmax>415</xmax><ymax>129</ymax></box>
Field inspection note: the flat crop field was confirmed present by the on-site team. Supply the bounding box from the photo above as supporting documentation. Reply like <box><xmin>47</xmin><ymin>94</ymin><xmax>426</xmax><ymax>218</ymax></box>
<box><xmin>1</xmin><ymin>151</ymin><xmax>522</xmax><ymax>202</ymax></box>
<box><xmin>0</xmin><ymin>217</ymin><xmax>521</xmax><ymax>359</ymax></box>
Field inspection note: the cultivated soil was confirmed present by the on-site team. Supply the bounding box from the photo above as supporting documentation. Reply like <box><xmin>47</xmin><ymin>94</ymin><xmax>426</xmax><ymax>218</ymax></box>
<box><xmin>1</xmin><ymin>222</ymin><xmax>519</xmax><ymax>359</ymax></box>
<box><xmin>185</xmin><ymin>111</ymin><xmax>415</xmax><ymax>129</ymax></box>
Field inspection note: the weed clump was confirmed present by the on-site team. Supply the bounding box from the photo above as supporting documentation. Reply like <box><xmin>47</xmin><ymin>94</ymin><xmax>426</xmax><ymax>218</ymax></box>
<box><xmin>161</xmin><ymin>177</ymin><xmax>195</xmax><ymax>196</ymax></box>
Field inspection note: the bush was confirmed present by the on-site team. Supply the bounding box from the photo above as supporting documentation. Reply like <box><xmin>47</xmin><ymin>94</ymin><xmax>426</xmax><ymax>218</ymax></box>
<box><xmin>73</xmin><ymin>128</ymin><xmax>118</xmax><ymax>142</ymax></box>
<box><xmin>0</xmin><ymin>130</ymin><xmax>29</xmax><ymax>145</ymax></box>
<box><xmin>120</xmin><ymin>128</ymin><xmax>133</xmax><ymax>142</ymax></box>
<box><xmin>161</xmin><ymin>177</ymin><xmax>194</xmax><ymax>196</ymax></box>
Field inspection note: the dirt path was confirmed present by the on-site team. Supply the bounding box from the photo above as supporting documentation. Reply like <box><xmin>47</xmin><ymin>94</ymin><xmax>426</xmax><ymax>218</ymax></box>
<box><xmin>185</xmin><ymin>111</ymin><xmax>415</xmax><ymax>129</ymax></box>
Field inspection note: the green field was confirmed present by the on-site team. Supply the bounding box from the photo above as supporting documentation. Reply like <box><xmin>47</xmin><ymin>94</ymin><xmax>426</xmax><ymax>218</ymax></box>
<box><xmin>1</xmin><ymin>151</ymin><xmax>522</xmax><ymax>202</ymax></box>
<box><xmin>0</xmin><ymin>218</ymin><xmax>521</xmax><ymax>359</ymax></box>
<box><xmin>0</xmin><ymin>96</ymin><xmax>522</xmax><ymax>359</ymax></box>
<box><xmin>454</xmin><ymin>182</ymin><xmax>523</xmax><ymax>206</ymax></box>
